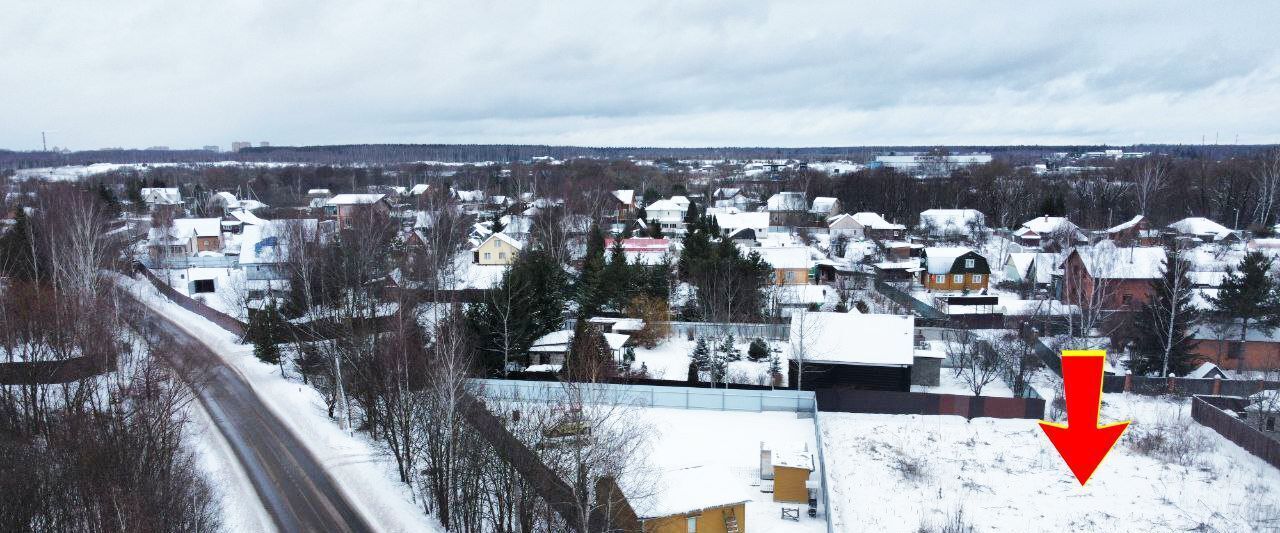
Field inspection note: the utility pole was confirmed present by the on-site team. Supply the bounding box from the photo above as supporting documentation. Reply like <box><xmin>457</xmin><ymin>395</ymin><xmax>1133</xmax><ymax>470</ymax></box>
<box><xmin>42</xmin><ymin>131</ymin><xmax>48</xmax><ymax>152</ymax></box>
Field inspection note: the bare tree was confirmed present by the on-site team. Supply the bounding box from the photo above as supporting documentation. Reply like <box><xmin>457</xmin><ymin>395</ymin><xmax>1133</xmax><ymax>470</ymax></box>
<box><xmin>1132</xmin><ymin>159</ymin><xmax>1167</xmax><ymax>216</ymax></box>
<box><xmin>1252</xmin><ymin>149</ymin><xmax>1280</xmax><ymax>229</ymax></box>
<box><xmin>946</xmin><ymin>329</ymin><xmax>1001</xmax><ymax>396</ymax></box>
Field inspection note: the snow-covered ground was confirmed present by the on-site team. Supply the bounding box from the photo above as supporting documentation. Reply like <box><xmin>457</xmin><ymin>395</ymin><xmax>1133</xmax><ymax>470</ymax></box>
<box><xmin>117</xmin><ymin>275</ymin><xmax>445</xmax><ymax>532</ymax></box>
<box><xmin>152</xmin><ymin>266</ymin><xmax>249</xmax><ymax>319</ymax></box>
<box><xmin>912</xmin><ymin>369</ymin><xmax>1014</xmax><ymax>398</ymax></box>
<box><xmin>14</xmin><ymin>161</ymin><xmax>305</xmax><ymax>181</ymax></box>
<box><xmin>821</xmin><ymin>393</ymin><xmax>1280</xmax><ymax>532</ymax></box>
<box><xmin>186</xmin><ymin>398</ymin><xmax>277</xmax><ymax>533</ymax></box>
<box><xmin>633</xmin><ymin>407</ymin><xmax>826</xmax><ymax>533</ymax></box>
<box><xmin>630</xmin><ymin>336</ymin><xmax>788</xmax><ymax>385</ymax></box>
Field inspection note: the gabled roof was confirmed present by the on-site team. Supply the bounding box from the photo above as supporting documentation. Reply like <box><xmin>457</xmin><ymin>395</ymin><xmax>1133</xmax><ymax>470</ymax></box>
<box><xmin>1020</xmin><ymin>216</ymin><xmax>1078</xmax><ymax>235</ymax></box>
<box><xmin>766</xmin><ymin>192</ymin><xmax>808</xmax><ymax>211</ymax></box>
<box><xmin>611</xmin><ymin>189</ymin><xmax>635</xmax><ymax>205</ymax></box>
<box><xmin>922</xmin><ymin>247</ymin><xmax>980</xmax><ymax>275</ymax></box>
<box><xmin>749</xmin><ymin>245</ymin><xmax>813</xmax><ymax>270</ymax></box>
<box><xmin>474</xmin><ymin>231</ymin><xmax>524</xmax><ymax>252</ymax></box>
<box><xmin>1106</xmin><ymin>215</ymin><xmax>1145</xmax><ymax>234</ymax></box>
<box><xmin>851</xmin><ymin>212</ymin><xmax>905</xmax><ymax>230</ymax></box>
<box><xmin>811</xmin><ymin>197</ymin><xmax>839</xmax><ymax>213</ymax></box>
<box><xmin>645</xmin><ymin>198</ymin><xmax>688</xmax><ymax>212</ymax></box>
<box><xmin>1168</xmin><ymin>217</ymin><xmax>1232</xmax><ymax>239</ymax></box>
<box><xmin>150</xmin><ymin>218</ymin><xmax>221</xmax><ymax>242</ymax></box>
<box><xmin>326</xmin><ymin>193</ymin><xmax>386</xmax><ymax>206</ymax></box>
<box><xmin>630</xmin><ymin>465</ymin><xmax>750</xmax><ymax>520</ymax></box>
<box><xmin>1069</xmin><ymin>244</ymin><xmax>1166</xmax><ymax>279</ymax></box>
<box><xmin>141</xmin><ymin>187</ymin><xmax>181</xmax><ymax>204</ymax></box>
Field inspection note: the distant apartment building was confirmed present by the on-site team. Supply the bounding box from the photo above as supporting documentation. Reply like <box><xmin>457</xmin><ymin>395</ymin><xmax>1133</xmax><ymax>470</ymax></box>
<box><xmin>873</xmin><ymin>153</ymin><xmax>993</xmax><ymax>177</ymax></box>
<box><xmin>202</xmin><ymin>145</ymin><xmax>220</xmax><ymax>152</ymax></box>
<box><xmin>231</xmin><ymin>141</ymin><xmax>253</xmax><ymax>152</ymax></box>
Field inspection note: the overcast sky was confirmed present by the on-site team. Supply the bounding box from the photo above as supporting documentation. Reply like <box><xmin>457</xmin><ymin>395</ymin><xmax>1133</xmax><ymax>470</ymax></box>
<box><xmin>3</xmin><ymin>1</ymin><xmax>1279</xmax><ymax>151</ymax></box>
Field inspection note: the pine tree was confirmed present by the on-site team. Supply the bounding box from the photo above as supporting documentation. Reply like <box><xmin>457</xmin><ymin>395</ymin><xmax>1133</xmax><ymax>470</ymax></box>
<box><xmin>1209</xmin><ymin>251</ymin><xmax>1280</xmax><ymax>345</ymax></box>
<box><xmin>98</xmin><ymin>184</ymin><xmax>122</xmax><ymax>219</ymax></box>
<box><xmin>576</xmin><ymin>224</ymin><xmax>608</xmax><ymax>318</ymax></box>
<box><xmin>747</xmin><ymin>338</ymin><xmax>769</xmax><ymax>362</ymax></box>
<box><xmin>249</xmin><ymin>302</ymin><xmax>285</xmax><ymax>368</ymax></box>
<box><xmin>690</xmin><ymin>337</ymin><xmax>711</xmax><ymax>369</ymax></box>
<box><xmin>718</xmin><ymin>334</ymin><xmax>741</xmax><ymax>361</ymax></box>
<box><xmin>1129</xmin><ymin>255</ymin><xmax>1200</xmax><ymax>376</ymax></box>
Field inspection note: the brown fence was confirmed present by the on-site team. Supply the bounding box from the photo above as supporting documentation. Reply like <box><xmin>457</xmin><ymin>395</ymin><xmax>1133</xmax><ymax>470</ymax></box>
<box><xmin>0</xmin><ymin>354</ymin><xmax>116</xmax><ymax>385</ymax></box>
<box><xmin>133</xmin><ymin>262</ymin><xmax>246</xmax><ymax>337</ymax></box>
<box><xmin>1104</xmin><ymin>374</ymin><xmax>1280</xmax><ymax>397</ymax></box>
<box><xmin>1191</xmin><ymin>396</ymin><xmax>1280</xmax><ymax>471</ymax></box>
<box><xmin>815</xmin><ymin>387</ymin><xmax>1045</xmax><ymax>419</ymax></box>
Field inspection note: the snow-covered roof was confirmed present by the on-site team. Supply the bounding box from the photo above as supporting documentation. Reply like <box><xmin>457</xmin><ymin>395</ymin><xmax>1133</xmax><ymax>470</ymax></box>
<box><xmin>750</xmin><ymin>246</ymin><xmax>813</xmax><ymax>270</ymax></box>
<box><xmin>918</xmin><ymin>209</ymin><xmax>985</xmax><ymax>232</ymax></box>
<box><xmin>453</xmin><ymin>189</ymin><xmax>486</xmax><ymax>203</ymax></box>
<box><xmin>306</xmin><ymin>188</ymin><xmax>332</xmax><ymax>196</ymax></box>
<box><xmin>922</xmin><ymin>247</ymin><xmax>978</xmax><ymax>275</ymax></box>
<box><xmin>1106</xmin><ymin>215</ymin><xmax>1145</xmax><ymax>234</ymax></box>
<box><xmin>645</xmin><ymin>198</ymin><xmax>688</xmax><ymax>213</ymax></box>
<box><xmin>474</xmin><ymin>232</ymin><xmax>524</xmax><ymax>252</ymax></box>
<box><xmin>873</xmin><ymin>259</ymin><xmax>923</xmax><ymax>272</ymax></box>
<box><xmin>767</xmin><ymin>192</ymin><xmax>808</xmax><ymax>211</ymax></box>
<box><xmin>529</xmin><ymin>329</ymin><xmax>629</xmax><ymax>352</ymax></box>
<box><xmin>714</xmin><ymin>211</ymin><xmax>770</xmax><ymax>232</ymax></box>
<box><xmin>1168</xmin><ymin>217</ymin><xmax>1232</xmax><ymax>239</ymax></box>
<box><xmin>851</xmin><ymin>212</ymin><xmax>905</xmax><ymax>230</ymax></box>
<box><xmin>141</xmin><ymin>187</ymin><xmax>181</xmax><ymax>204</ymax></box>
<box><xmin>630</xmin><ymin>465</ymin><xmax>750</xmax><ymax>519</ymax></box>
<box><xmin>524</xmin><ymin>364</ymin><xmax>562</xmax><ymax>373</ymax></box>
<box><xmin>150</xmin><ymin>217</ymin><xmax>221</xmax><ymax>242</ymax></box>
<box><xmin>619</xmin><ymin>237</ymin><xmax>671</xmax><ymax>253</ymax></box>
<box><xmin>409</xmin><ymin>184</ymin><xmax>430</xmax><ymax>196</ymax></box>
<box><xmin>1019</xmin><ymin>216</ymin><xmax>1078</xmax><ymax>235</ymax></box>
<box><xmin>811</xmin><ymin>197</ymin><xmax>839</xmax><ymax>213</ymax></box>
<box><xmin>326</xmin><ymin>193</ymin><xmax>386</xmax><ymax>206</ymax></box>
<box><xmin>612</xmin><ymin>189</ymin><xmax>635</xmax><ymax>205</ymax></box>
<box><xmin>791</xmin><ymin>312</ymin><xmax>914</xmax><ymax>366</ymax></box>
<box><xmin>212</xmin><ymin>191</ymin><xmax>239</xmax><ymax>208</ymax></box>
<box><xmin>771</xmin><ymin>449</ymin><xmax>814</xmax><ymax>471</ymax></box>
<box><xmin>1186</xmin><ymin>362</ymin><xmax>1231</xmax><ymax>379</ymax></box>
<box><xmin>1005</xmin><ymin>252</ymin><xmax>1056</xmax><ymax>284</ymax></box>
<box><xmin>1072</xmin><ymin>245</ymin><xmax>1166</xmax><ymax>279</ymax></box>
<box><xmin>769</xmin><ymin>284</ymin><xmax>835</xmax><ymax>306</ymax></box>
<box><xmin>229</xmin><ymin>209</ymin><xmax>267</xmax><ymax>226</ymax></box>
<box><xmin>1193</xmin><ymin>321</ymin><xmax>1280</xmax><ymax>343</ymax></box>
<box><xmin>239</xmin><ymin>219</ymin><xmax>320</xmax><ymax>265</ymax></box>
<box><xmin>713</xmin><ymin>187</ymin><xmax>741</xmax><ymax>199</ymax></box>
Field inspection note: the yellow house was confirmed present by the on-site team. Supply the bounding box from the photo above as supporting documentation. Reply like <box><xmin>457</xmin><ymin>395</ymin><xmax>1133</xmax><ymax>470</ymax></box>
<box><xmin>472</xmin><ymin>232</ymin><xmax>523</xmax><ymax>265</ymax></box>
<box><xmin>618</xmin><ymin>466</ymin><xmax>750</xmax><ymax>533</ymax></box>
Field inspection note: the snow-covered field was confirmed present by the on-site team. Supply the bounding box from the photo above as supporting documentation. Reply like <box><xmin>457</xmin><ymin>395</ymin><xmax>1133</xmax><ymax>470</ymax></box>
<box><xmin>821</xmin><ymin>394</ymin><xmax>1280</xmax><ymax>532</ymax></box>
<box><xmin>633</xmin><ymin>407</ymin><xmax>826</xmax><ymax>533</ymax></box>
<box><xmin>14</xmin><ymin>161</ymin><xmax>304</xmax><ymax>181</ymax></box>
<box><xmin>118</xmin><ymin>275</ymin><xmax>444</xmax><ymax>532</ymax></box>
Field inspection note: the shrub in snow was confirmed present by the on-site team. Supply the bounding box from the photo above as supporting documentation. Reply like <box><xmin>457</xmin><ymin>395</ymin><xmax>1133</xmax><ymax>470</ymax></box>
<box><xmin>747</xmin><ymin>338</ymin><xmax>769</xmax><ymax>361</ymax></box>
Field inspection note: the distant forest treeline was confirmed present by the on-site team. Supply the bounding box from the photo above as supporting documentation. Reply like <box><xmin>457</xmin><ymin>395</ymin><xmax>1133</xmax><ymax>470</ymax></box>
<box><xmin>1</xmin><ymin>143</ymin><xmax>1274</xmax><ymax>169</ymax></box>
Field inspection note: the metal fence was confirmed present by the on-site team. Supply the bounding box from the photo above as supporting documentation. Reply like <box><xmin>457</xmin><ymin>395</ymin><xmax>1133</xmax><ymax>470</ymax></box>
<box><xmin>471</xmin><ymin>378</ymin><xmax>815</xmax><ymax>412</ymax></box>
<box><xmin>138</xmin><ymin>255</ymin><xmax>240</xmax><ymax>269</ymax></box>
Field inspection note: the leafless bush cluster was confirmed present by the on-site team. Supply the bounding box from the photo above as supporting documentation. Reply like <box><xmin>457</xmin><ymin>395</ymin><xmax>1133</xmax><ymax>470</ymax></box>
<box><xmin>1124</xmin><ymin>418</ymin><xmax>1214</xmax><ymax>467</ymax></box>
<box><xmin>917</xmin><ymin>504</ymin><xmax>976</xmax><ymax>533</ymax></box>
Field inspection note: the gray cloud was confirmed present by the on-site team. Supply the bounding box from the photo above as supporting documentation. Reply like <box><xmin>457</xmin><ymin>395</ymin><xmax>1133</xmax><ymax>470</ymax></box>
<box><xmin>2</xmin><ymin>0</ymin><xmax>1278</xmax><ymax>150</ymax></box>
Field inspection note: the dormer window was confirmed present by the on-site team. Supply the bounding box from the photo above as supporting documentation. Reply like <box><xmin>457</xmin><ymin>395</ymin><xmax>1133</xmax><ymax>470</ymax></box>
<box><xmin>964</xmin><ymin>258</ymin><xmax>975</xmax><ymax>268</ymax></box>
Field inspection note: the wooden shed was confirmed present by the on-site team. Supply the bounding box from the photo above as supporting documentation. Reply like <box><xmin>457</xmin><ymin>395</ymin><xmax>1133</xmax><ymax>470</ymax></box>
<box><xmin>760</xmin><ymin>443</ymin><xmax>814</xmax><ymax>503</ymax></box>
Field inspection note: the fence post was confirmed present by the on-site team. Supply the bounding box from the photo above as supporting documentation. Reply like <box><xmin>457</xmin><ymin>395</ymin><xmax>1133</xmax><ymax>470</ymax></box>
<box><xmin>1124</xmin><ymin>371</ymin><xmax>1132</xmax><ymax>393</ymax></box>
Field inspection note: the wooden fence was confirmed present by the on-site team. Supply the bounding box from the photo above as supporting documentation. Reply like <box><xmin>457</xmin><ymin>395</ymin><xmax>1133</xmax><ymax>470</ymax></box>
<box><xmin>814</xmin><ymin>387</ymin><xmax>1045</xmax><ymax>419</ymax></box>
<box><xmin>1103</xmin><ymin>374</ymin><xmax>1280</xmax><ymax>397</ymax></box>
<box><xmin>0</xmin><ymin>353</ymin><xmax>116</xmax><ymax>385</ymax></box>
<box><xmin>1191</xmin><ymin>396</ymin><xmax>1280</xmax><ymax>471</ymax></box>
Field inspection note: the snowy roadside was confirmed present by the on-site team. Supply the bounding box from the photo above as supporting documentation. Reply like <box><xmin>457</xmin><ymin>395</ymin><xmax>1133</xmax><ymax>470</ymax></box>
<box><xmin>117</xmin><ymin>274</ymin><xmax>444</xmax><ymax>533</ymax></box>
<box><xmin>187</xmin><ymin>398</ymin><xmax>277</xmax><ymax>533</ymax></box>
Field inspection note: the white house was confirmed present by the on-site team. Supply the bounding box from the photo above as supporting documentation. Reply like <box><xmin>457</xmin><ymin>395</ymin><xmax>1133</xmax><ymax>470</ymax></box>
<box><xmin>644</xmin><ymin>197</ymin><xmax>690</xmax><ymax>236</ymax></box>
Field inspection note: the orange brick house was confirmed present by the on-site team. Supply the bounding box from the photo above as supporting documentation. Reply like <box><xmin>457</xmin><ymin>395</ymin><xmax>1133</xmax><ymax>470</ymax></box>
<box><xmin>1192</xmin><ymin>323</ymin><xmax>1280</xmax><ymax>371</ymax></box>
<box><xmin>148</xmin><ymin>218</ymin><xmax>223</xmax><ymax>258</ymax></box>
<box><xmin>324</xmin><ymin>194</ymin><xmax>392</xmax><ymax>229</ymax></box>
<box><xmin>1060</xmin><ymin>246</ymin><xmax>1166</xmax><ymax>310</ymax></box>
<box><xmin>919</xmin><ymin>247</ymin><xmax>989</xmax><ymax>292</ymax></box>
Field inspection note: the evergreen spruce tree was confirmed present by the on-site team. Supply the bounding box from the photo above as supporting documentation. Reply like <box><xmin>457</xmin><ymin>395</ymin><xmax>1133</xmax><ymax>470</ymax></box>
<box><xmin>602</xmin><ymin>237</ymin><xmax>631</xmax><ymax>310</ymax></box>
<box><xmin>249</xmin><ymin>302</ymin><xmax>285</xmax><ymax>368</ymax></box>
<box><xmin>708</xmin><ymin>353</ymin><xmax>728</xmax><ymax>386</ymax></box>
<box><xmin>747</xmin><ymin>338</ymin><xmax>769</xmax><ymax>362</ymax></box>
<box><xmin>767</xmin><ymin>355</ymin><xmax>782</xmax><ymax>386</ymax></box>
<box><xmin>687</xmin><ymin>361</ymin><xmax>700</xmax><ymax>383</ymax></box>
<box><xmin>0</xmin><ymin>209</ymin><xmax>37</xmax><ymax>281</ymax></box>
<box><xmin>1129</xmin><ymin>256</ymin><xmax>1200</xmax><ymax>376</ymax></box>
<box><xmin>718</xmin><ymin>334</ymin><xmax>741</xmax><ymax>361</ymax></box>
<box><xmin>98</xmin><ymin>184</ymin><xmax>122</xmax><ymax>219</ymax></box>
<box><xmin>576</xmin><ymin>224</ymin><xmax>608</xmax><ymax>318</ymax></box>
<box><xmin>1209</xmin><ymin>251</ymin><xmax>1280</xmax><ymax>345</ymax></box>
<box><xmin>690</xmin><ymin>337</ymin><xmax>711</xmax><ymax>369</ymax></box>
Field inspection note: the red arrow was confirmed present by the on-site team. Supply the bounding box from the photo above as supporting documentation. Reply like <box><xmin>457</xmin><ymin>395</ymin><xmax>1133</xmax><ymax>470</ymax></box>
<box><xmin>1038</xmin><ymin>350</ymin><xmax>1129</xmax><ymax>486</ymax></box>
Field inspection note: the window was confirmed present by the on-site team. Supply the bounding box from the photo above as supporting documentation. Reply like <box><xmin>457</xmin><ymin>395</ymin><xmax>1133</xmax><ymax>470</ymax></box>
<box><xmin>964</xmin><ymin>258</ymin><xmax>975</xmax><ymax>268</ymax></box>
<box><xmin>934</xmin><ymin>275</ymin><xmax>945</xmax><ymax>284</ymax></box>
<box><xmin>953</xmin><ymin>274</ymin><xmax>964</xmax><ymax>283</ymax></box>
<box><xmin>686</xmin><ymin>516</ymin><xmax>697</xmax><ymax>533</ymax></box>
<box><xmin>785</xmin><ymin>271</ymin><xmax>796</xmax><ymax>282</ymax></box>
<box><xmin>499</xmin><ymin>252</ymin><xmax>506</xmax><ymax>259</ymax></box>
<box><xmin>484</xmin><ymin>252</ymin><xmax>491</xmax><ymax>259</ymax></box>
<box><xmin>971</xmin><ymin>274</ymin><xmax>982</xmax><ymax>283</ymax></box>
<box><xmin>193</xmin><ymin>279</ymin><xmax>215</xmax><ymax>293</ymax></box>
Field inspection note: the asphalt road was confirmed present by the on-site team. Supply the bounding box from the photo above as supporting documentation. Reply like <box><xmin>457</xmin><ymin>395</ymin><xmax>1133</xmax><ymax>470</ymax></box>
<box><xmin>119</xmin><ymin>292</ymin><xmax>377</xmax><ymax>533</ymax></box>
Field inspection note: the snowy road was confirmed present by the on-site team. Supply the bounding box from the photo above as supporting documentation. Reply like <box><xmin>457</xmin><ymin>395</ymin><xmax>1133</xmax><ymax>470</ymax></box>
<box><xmin>119</xmin><ymin>291</ymin><xmax>376</xmax><ymax>533</ymax></box>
